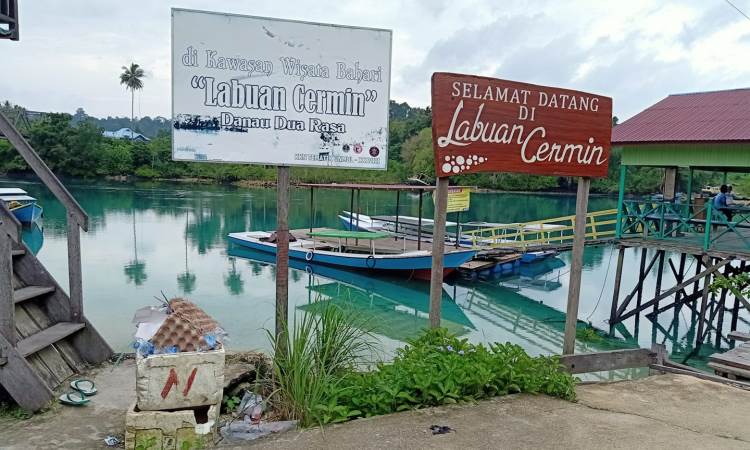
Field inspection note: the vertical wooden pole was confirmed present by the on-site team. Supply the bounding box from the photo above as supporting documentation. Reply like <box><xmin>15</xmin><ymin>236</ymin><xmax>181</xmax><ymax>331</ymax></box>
<box><xmin>695</xmin><ymin>255</ymin><xmax>711</xmax><ymax>348</ymax></box>
<box><xmin>275</xmin><ymin>166</ymin><xmax>290</xmax><ymax>352</ymax></box>
<box><xmin>67</xmin><ymin>213</ymin><xmax>83</xmax><ymax>322</ymax></box>
<box><xmin>563</xmin><ymin>177</ymin><xmax>591</xmax><ymax>355</ymax></box>
<box><xmin>429</xmin><ymin>177</ymin><xmax>449</xmax><ymax>328</ymax></box>
<box><xmin>0</xmin><ymin>226</ymin><xmax>15</xmax><ymax>345</ymax></box>
<box><xmin>731</xmin><ymin>261</ymin><xmax>744</xmax><ymax>333</ymax></box>
<box><xmin>609</xmin><ymin>245</ymin><xmax>625</xmax><ymax>329</ymax></box>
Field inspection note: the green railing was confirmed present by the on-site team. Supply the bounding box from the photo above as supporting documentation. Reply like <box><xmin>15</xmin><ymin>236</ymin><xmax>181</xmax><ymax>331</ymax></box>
<box><xmin>618</xmin><ymin>199</ymin><xmax>750</xmax><ymax>253</ymax></box>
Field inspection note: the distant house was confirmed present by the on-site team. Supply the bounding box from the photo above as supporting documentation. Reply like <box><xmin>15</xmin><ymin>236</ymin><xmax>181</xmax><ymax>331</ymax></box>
<box><xmin>102</xmin><ymin>127</ymin><xmax>150</xmax><ymax>142</ymax></box>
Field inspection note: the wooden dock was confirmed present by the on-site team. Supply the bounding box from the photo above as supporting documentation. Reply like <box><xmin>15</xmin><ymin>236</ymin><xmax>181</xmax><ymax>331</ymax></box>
<box><xmin>709</xmin><ymin>332</ymin><xmax>750</xmax><ymax>380</ymax></box>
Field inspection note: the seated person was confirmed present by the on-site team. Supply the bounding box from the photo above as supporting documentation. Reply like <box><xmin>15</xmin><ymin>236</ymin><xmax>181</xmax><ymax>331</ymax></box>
<box><xmin>713</xmin><ymin>184</ymin><xmax>733</xmax><ymax>221</ymax></box>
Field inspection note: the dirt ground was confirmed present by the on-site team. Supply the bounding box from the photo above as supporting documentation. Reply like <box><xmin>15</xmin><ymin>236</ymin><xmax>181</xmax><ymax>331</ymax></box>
<box><xmin>1</xmin><ymin>361</ymin><xmax>749</xmax><ymax>449</ymax></box>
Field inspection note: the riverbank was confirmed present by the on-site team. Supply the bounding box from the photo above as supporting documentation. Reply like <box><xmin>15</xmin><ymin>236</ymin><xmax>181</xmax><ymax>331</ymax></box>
<box><xmin>1</xmin><ymin>361</ymin><xmax>747</xmax><ymax>449</ymax></box>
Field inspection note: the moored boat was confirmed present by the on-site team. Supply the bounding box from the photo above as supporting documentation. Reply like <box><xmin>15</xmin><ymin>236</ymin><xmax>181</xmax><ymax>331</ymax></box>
<box><xmin>0</xmin><ymin>188</ymin><xmax>43</xmax><ymax>224</ymax></box>
<box><xmin>227</xmin><ymin>229</ymin><xmax>476</xmax><ymax>279</ymax></box>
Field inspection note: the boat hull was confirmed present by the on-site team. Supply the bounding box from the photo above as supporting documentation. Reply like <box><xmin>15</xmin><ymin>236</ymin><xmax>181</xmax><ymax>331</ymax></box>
<box><xmin>227</xmin><ymin>233</ymin><xmax>475</xmax><ymax>274</ymax></box>
<box><xmin>11</xmin><ymin>202</ymin><xmax>43</xmax><ymax>224</ymax></box>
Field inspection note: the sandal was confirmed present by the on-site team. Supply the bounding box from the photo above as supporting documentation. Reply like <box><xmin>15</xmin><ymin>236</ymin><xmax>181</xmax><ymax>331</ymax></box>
<box><xmin>70</xmin><ymin>379</ymin><xmax>97</xmax><ymax>396</ymax></box>
<box><xmin>59</xmin><ymin>391</ymin><xmax>89</xmax><ymax>406</ymax></box>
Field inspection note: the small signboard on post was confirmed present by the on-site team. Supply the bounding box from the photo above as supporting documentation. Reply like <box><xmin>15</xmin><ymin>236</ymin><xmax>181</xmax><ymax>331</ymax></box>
<box><xmin>446</xmin><ymin>187</ymin><xmax>470</xmax><ymax>213</ymax></box>
<box><xmin>171</xmin><ymin>9</ymin><xmax>391</xmax><ymax>169</ymax></box>
<box><xmin>429</xmin><ymin>72</ymin><xmax>612</xmax><ymax>354</ymax></box>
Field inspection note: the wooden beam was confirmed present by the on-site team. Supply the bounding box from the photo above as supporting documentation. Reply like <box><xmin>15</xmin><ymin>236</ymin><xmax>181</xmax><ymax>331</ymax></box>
<box><xmin>560</xmin><ymin>348</ymin><xmax>654</xmax><ymax>374</ymax></box>
<box><xmin>649</xmin><ymin>363</ymin><xmax>750</xmax><ymax>391</ymax></box>
<box><xmin>695</xmin><ymin>256</ymin><xmax>712</xmax><ymax>347</ymax></box>
<box><xmin>563</xmin><ymin>177</ymin><xmax>590</xmax><ymax>355</ymax></box>
<box><xmin>66</xmin><ymin>213</ymin><xmax>83</xmax><ymax>322</ymax></box>
<box><xmin>0</xmin><ymin>228</ymin><xmax>14</xmax><ymax>345</ymax></box>
<box><xmin>0</xmin><ymin>333</ymin><xmax>54</xmax><ymax>412</ymax></box>
<box><xmin>728</xmin><ymin>331</ymin><xmax>750</xmax><ymax>342</ymax></box>
<box><xmin>614</xmin><ymin>250</ymin><xmax>661</xmax><ymax>318</ymax></box>
<box><xmin>612</xmin><ymin>257</ymin><xmax>732</xmax><ymax>324</ymax></box>
<box><xmin>275</xmin><ymin>166</ymin><xmax>290</xmax><ymax>353</ymax></box>
<box><xmin>609</xmin><ymin>246</ymin><xmax>625</xmax><ymax>325</ymax></box>
<box><xmin>0</xmin><ymin>112</ymin><xmax>88</xmax><ymax>230</ymax></box>
<box><xmin>429</xmin><ymin>177</ymin><xmax>449</xmax><ymax>328</ymax></box>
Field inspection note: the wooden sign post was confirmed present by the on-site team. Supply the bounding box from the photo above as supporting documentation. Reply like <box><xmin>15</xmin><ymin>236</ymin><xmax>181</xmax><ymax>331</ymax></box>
<box><xmin>562</xmin><ymin>177</ymin><xmax>590</xmax><ymax>354</ymax></box>
<box><xmin>429</xmin><ymin>177</ymin><xmax>449</xmax><ymax>327</ymax></box>
<box><xmin>275</xmin><ymin>166</ymin><xmax>290</xmax><ymax>352</ymax></box>
<box><xmin>430</xmin><ymin>73</ymin><xmax>612</xmax><ymax>351</ymax></box>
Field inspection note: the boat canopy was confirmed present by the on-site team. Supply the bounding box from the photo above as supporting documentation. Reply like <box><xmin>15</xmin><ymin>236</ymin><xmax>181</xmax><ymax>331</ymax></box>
<box><xmin>1</xmin><ymin>194</ymin><xmax>36</xmax><ymax>202</ymax></box>
<box><xmin>0</xmin><ymin>188</ymin><xmax>28</xmax><ymax>195</ymax></box>
<box><xmin>308</xmin><ymin>230</ymin><xmax>391</xmax><ymax>240</ymax></box>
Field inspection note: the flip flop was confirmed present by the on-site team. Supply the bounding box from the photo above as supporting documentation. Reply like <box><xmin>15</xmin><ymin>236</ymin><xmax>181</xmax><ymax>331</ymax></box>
<box><xmin>59</xmin><ymin>391</ymin><xmax>89</xmax><ymax>406</ymax></box>
<box><xmin>70</xmin><ymin>379</ymin><xmax>97</xmax><ymax>396</ymax></box>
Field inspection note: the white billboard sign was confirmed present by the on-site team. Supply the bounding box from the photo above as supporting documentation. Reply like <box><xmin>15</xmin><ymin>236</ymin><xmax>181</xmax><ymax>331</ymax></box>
<box><xmin>171</xmin><ymin>9</ymin><xmax>392</xmax><ymax>169</ymax></box>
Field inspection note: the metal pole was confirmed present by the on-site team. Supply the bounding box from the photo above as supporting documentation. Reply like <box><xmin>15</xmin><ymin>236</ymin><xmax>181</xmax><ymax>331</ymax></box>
<box><xmin>429</xmin><ymin>177</ymin><xmax>449</xmax><ymax>328</ymax></box>
<box><xmin>563</xmin><ymin>177</ymin><xmax>591</xmax><ymax>355</ymax></box>
<box><xmin>395</xmin><ymin>191</ymin><xmax>400</xmax><ymax>240</ymax></box>
<box><xmin>349</xmin><ymin>189</ymin><xmax>354</xmax><ymax>231</ymax></box>
<box><xmin>275</xmin><ymin>166</ymin><xmax>290</xmax><ymax>355</ymax></box>
<box><xmin>309</xmin><ymin>187</ymin><xmax>314</xmax><ymax>232</ymax></box>
<box><xmin>417</xmin><ymin>190</ymin><xmax>424</xmax><ymax>250</ymax></box>
<box><xmin>455</xmin><ymin>211</ymin><xmax>461</xmax><ymax>248</ymax></box>
<box><xmin>356</xmin><ymin>189</ymin><xmax>361</xmax><ymax>246</ymax></box>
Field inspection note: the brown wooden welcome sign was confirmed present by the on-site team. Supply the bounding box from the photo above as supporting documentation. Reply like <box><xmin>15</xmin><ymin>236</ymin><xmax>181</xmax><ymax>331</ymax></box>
<box><xmin>431</xmin><ymin>73</ymin><xmax>612</xmax><ymax>178</ymax></box>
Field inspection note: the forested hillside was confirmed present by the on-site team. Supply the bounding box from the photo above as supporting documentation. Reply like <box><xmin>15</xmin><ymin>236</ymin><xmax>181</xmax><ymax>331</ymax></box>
<box><xmin>0</xmin><ymin>100</ymin><xmax>729</xmax><ymax>193</ymax></box>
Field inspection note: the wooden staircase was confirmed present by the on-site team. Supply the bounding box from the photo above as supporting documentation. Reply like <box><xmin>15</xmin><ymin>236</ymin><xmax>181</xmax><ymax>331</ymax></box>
<box><xmin>0</xmin><ymin>112</ymin><xmax>112</xmax><ymax>411</ymax></box>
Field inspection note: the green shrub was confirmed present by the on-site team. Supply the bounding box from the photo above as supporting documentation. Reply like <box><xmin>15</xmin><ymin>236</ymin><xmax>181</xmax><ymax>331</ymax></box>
<box><xmin>267</xmin><ymin>304</ymin><xmax>375</xmax><ymax>426</ymax></box>
<box><xmin>313</xmin><ymin>328</ymin><xmax>576</xmax><ymax>424</ymax></box>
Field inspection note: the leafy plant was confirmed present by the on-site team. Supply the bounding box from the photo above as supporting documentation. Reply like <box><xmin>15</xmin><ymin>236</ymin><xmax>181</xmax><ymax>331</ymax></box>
<box><xmin>0</xmin><ymin>402</ymin><xmax>31</xmax><ymax>420</ymax></box>
<box><xmin>267</xmin><ymin>303</ymin><xmax>375</xmax><ymax>426</ymax></box>
<box><xmin>576</xmin><ymin>326</ymin><xmax>604</xmax><ymax>343</ymax></box>
<box><xmin>222</xmin><ymin>394</ymin><xmax>242</xmax><ymax>412</ymax></box>
<box><xmin>313</xmin><ymin>328</ymin><xmax>577</xmax><ymax>425</ymax></box>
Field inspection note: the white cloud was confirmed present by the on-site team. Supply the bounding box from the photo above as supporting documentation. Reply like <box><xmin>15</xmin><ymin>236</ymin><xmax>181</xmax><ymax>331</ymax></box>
<box><xmin>1</xmin><ymin>0</ymin><xmax>749</xmax><ymax>120</ymax></box>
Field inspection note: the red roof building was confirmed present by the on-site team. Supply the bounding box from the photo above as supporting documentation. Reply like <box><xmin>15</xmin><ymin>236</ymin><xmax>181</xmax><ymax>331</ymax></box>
<box><xmin>613</xmin><ymin>88</ymin><xmax>750</xmax><ymax>145</ymax></box>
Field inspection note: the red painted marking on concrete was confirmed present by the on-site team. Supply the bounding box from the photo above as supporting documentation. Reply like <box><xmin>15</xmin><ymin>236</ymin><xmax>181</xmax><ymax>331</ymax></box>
<box><xmin>182</xmin><ymin>367</ymin><xmax>198</xmax><ymax>396</ymax></box>
<box><xmin>161</xmin><ymin>368</ymin><xmax>179</xmax><ymax>399</ymax></box>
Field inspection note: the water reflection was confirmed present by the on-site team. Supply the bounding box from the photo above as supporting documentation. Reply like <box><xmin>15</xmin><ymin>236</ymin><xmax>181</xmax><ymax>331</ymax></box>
<box><xmin>177</xmin><ymin>213</ymin><xmax>197</xmax><ymax>294</ymax></box>
<box><xmin>124</xmin><ymin>211</ymin><xmax>147</xmax><ymax>286</ymax></box>
<box><xmin>229</xmin><ymin>246</ymin><xmax>475</xmax><ymax>341</ymax></box>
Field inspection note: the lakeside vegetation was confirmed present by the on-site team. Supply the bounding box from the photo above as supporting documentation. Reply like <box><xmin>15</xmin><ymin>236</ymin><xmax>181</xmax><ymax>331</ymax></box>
<box><xmin>266</xmin><ymin>305</ymin><xmax>576</xmax><ymax>427</ymax></box>
<box><xmin>0</xmin><ymin>100</ymin><xmax>736</xmax><ymax>194</ymax></box>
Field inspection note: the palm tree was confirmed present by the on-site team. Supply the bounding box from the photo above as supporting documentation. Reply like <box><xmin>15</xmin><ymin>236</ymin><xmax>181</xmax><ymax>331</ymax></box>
<box><xmin>119</xmin><ymin>63</ymin><xmax>145</xmax><ymax>139</ymax></box>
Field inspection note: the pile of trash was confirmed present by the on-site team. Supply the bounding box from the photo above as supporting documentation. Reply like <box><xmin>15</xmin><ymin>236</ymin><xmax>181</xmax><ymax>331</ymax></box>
<box><xmin>132</xmin><ymin>297</ymin><xmax>227</xmax><ymax>357</ymax></box>
<box><xmin>221</xmin><ymin>392</ymin><xmax>297</xmax><ymax>441</ymax></box>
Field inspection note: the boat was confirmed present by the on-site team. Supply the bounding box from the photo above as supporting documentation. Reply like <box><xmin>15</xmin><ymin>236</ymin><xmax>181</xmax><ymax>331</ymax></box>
<box><xmin>228</xmin><ymin>246</ymin><xmax>476</xmax><ymax>339</ymax></box>
<box><xmin>0</xmin><ymin>188</ymin><xmax>43</xmax><ymax>224</ymax></box>
<box><xmin>520</xmin><ymin>250</ymin><xmax>558</xmax><ymax>264</ymax></box>
<box><xmin>227</xmin><ymin>229</ymin><xmax>476</xmax><ymax>279</ymax></box>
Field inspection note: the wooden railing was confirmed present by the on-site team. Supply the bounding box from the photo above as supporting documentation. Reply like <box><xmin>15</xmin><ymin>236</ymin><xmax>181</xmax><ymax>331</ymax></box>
<box><xmin>0</xmin><ymin>112</ymin><xmax>89</xmax><ymax>322</ymax></box>
<box><xmin>463</xmin><ymin>209</ymin><xmax>618</xmax><ymax>250</ymax></box>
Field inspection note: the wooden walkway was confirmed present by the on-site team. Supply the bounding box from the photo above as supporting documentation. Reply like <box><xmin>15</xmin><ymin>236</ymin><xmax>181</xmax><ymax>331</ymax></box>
<box><xmin>710</xmin><ymin>332</ymin><xmax>750</xmax><ymax>380</ymax></box>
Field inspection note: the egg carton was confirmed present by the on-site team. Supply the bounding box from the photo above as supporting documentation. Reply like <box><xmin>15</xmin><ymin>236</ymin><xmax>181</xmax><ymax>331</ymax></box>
<box><xmin>150</xmin><ymin>298</ymin><xmax>220</xmax><ymax>352</ymax></box>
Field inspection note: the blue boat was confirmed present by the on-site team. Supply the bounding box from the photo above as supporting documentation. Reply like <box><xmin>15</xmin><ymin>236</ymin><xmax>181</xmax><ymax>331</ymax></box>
<box><xmin>0</xmin><ymin>188</ymin><xmax>43</xmax><ymax>225</ymax></box>
<box><xmin>227</xmin><ymin>229</ymin><xmax>476</xmax><ymax>279</ymax></box>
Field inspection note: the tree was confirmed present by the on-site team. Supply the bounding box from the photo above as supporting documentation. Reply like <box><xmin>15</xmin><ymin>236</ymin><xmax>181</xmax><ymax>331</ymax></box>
<box><xmin>119</xmin><ymin>63</ymin><xmax>145</xmax><ymax>139</ymax></box>
<box><xmin>612</xmin><ymin>116</ymin><xmax>619</xmax><ymax>127</ymax></box>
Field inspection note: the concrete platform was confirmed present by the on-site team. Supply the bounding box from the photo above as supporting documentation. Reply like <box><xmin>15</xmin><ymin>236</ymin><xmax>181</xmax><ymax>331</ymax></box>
<box><xmin>1</xmin><ymin>364</ymin><xmax>749</xmax><ymax>449</ymax></box>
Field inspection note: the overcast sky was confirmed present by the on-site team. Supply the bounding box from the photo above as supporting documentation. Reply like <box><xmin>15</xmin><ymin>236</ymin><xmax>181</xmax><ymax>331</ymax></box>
<box><xmin>2</xmin><ymin>0</ymin><xmax>749</xmax><ymax>120</ymax></box>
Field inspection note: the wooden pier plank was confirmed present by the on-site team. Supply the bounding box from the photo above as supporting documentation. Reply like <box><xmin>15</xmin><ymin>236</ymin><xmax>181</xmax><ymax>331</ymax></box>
<box><xmin>16</xmin><ymin>322</ymin><xmax>86</xmax><ymax>358</ymax></box>
<box><xmin>728</xmin><ymin>331</ymin><xmax>750</xmax><ymax>342</ymax></box>
<box><xmin>13</xmin><ymin>285</ymin><xmax>55</xmax><ymax>303</ymax></box>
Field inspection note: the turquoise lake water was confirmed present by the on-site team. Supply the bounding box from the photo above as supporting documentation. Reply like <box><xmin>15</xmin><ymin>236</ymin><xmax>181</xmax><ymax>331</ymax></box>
<box><xmin>1</xmin><ymin>176</ymin><xmax>736</xmax><ymax>372</ymax></box>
